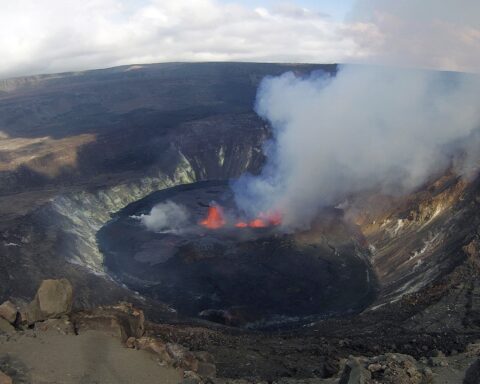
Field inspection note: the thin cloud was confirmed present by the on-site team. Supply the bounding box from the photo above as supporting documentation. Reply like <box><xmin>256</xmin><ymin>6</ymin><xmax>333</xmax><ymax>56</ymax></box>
<box><xmin>0</xmin><ymin>0</ymin><xmax>356</xmax><ymax>79</ymax></box>
<box><xmin>1</xmin><ymin>0</ymin><xmax>479</xmax><ymax>78</ymax></box>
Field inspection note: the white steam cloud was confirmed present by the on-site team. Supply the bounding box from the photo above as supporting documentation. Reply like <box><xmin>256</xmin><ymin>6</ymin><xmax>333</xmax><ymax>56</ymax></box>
<box><xmin>233</xmin><ymin>65</ymin><xmax>480</xmax><ymax>229</ymax></box>
<box><xmin>139</xmin><ymin>201</ymin><xmax>190</xmax><ymax>232</ymax></box>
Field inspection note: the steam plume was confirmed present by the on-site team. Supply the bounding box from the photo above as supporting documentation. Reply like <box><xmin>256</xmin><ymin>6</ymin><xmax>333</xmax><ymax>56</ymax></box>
<box><xmin>233</xmin><ymin>65</ymin><xmax>480</xmax><ymax>229</ymax></box>
<box><xmin>139</xmin><ymin>201</ymin><xmax>190</xmax><ymax>232</ymax></box>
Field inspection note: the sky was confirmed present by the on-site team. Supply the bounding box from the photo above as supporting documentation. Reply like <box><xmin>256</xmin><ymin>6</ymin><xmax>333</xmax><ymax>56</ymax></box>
<box><xmin>1</xmin><ymin>0</ymin><xmax>479</xmax><ymax>79</ymax></box>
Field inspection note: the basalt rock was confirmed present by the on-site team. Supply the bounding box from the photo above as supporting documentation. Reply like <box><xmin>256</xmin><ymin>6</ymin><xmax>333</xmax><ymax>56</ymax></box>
<box><xmin>464</xmin><ymin>359</ymin><xmax>480</xmax><ymax>384</ymax></box>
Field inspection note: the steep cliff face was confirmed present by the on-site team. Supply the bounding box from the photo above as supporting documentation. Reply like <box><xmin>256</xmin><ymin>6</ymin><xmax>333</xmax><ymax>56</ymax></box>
<box><xmin>43</xmin><ymin>161</ymin><xmax>195</xmax><ymax>272</ymax></box>
<box><xmin>38</xmin><ymin>153</ymin><xmax>479</xmax><ymax>315</ymax></box>
<box><xmin>174</xmin><ymin>114</ymin><xmax>268</xmax><ymax>180</ymax></box>
<box><xmin>0</xmin><ymin>62</ymin><xmax>333</xmax><ymax>195</ymax></box>
<box><xmin>348</xmin><ymin>173</ymin><xmax>476</xmax><ymax>306</ymax></box>
<box><xmin>38</xmin><ymin>131</ymin><xmax>266</xmax><ymax>273</ymax></box>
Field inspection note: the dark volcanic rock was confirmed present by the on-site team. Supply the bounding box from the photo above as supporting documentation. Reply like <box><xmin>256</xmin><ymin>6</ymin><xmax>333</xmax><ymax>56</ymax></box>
<box><xmin>464</xmin><ymin>359</ymin><xmax>480</xmax><ymax>384</ymax></box>
<box><xmin>99</xmin><ymin>182</ymin><xmax>377</xmax><ymax>328</ymax></box>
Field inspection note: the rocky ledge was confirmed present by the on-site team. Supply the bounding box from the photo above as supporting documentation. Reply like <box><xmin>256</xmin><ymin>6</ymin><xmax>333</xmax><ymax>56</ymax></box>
<box><xmin>0</xmin><ymin>279</ymin><xmax>215</xmax><ymax>383</ymax></box>
<box><xmin>1</xmin><ymin>279</ymin><xmax>479</xmax><ymax>383</ymax></box>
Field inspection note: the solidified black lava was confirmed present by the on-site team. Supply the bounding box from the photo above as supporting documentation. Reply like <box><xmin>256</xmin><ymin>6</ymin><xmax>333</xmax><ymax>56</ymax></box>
<box><xmin>98</xmin><ymin>180</ymin><xmax>377</xmax><ymax>328</ymax></box>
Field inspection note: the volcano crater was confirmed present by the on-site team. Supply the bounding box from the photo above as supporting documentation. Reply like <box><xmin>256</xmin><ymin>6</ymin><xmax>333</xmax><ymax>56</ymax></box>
<box><xmin>98</xmin><ymin>180</ymin><xmax>377</xmax><ymax>329</ymax></box>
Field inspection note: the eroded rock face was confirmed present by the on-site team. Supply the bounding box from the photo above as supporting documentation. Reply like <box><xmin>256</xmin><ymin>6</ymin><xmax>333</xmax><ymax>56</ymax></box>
<box><xmin>72</xmin><ymin>302</ymin><xmax>145</xmax><ymax>342</ymax></box>
<box><xmin>25</xmin><ymin>279</ymin><xmax>73</xmax><ymax>324</ymax></box>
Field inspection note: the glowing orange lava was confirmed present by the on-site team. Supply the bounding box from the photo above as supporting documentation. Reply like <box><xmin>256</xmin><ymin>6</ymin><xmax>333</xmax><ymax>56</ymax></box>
<box><xmin>270</xmin><ymin>216</ymin><xmax>282</xmax><ymax>226</ymax></box>
<box><xmin>199</xmin><ymin>205</ymin><xmax>226</xmax><ymax>229</ymax></box>
<box><xmin>260</xmin><ymin>211</ymin><xmax>282</xmax><ymax>226</ymax></box>
<box><xmin>199</xmin><ymin>205</ymin><xmax>282</xmax><ymax>230</ymax></box>
<box><xmin>248</xmin><ymin>218</ymin><xmax>268</xmax><ymax>228</ymax></box>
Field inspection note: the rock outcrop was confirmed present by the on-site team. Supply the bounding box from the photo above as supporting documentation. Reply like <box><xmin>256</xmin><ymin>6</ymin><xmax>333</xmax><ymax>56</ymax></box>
<box><xmin>24</xmin><ymin>278</ymin><xmax>73</xmax><ymax>324</ymax></box>
<box><xmin>0</xmin><ymin>279</ymin><xmax>74</xmax><ymax>332</ymax></box>
<box><xmin>72</xmin><ymin>302</ymin><xmax>145</xmax><ymax>342</ymax></box>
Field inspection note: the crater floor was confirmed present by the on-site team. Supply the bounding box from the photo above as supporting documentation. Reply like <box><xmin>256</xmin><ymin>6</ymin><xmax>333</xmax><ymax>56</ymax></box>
<box><xmin>98</xmin><ymin>181</ymin><xmax>377</xmax><ymax>328</ymax></box>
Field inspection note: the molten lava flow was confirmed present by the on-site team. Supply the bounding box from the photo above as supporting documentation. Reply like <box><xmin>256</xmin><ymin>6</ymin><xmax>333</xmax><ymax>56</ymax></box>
<box><xmin>200</xmin><ymin>205</ymin><xmax>282</xmax><ymax>230</ymax></box>
<box><xmin>241</xmin><ymin>210</ymin><xmax>282</xmax><ymax>228</ymax></box>
<box><xmin>270</xmin><ymin>213</ymin><xmax>282</xmax><ymax>226</ymax></box>
<box><xmin>248</xmin><ymin>218</ymin><xmax>268</xmax><ymax>228</ymax></box>
<box><xmin>200</xmin><ymin>205</ymin><xmax>226</xmax><ymax>229</ymax></box>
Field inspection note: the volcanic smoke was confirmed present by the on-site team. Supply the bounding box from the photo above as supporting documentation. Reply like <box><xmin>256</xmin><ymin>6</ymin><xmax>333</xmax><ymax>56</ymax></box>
<box><xmin>233</xmin><ymin>65</ymin><xmax>480</xmax><ymax>230</ymax></box>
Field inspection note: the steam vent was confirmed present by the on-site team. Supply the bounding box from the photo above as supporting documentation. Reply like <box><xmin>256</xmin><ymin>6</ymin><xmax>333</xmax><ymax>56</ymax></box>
<box><xmin>1</xmin><ymin>62</ymin><xmax>480</xmax><ymax>383</ymax></box>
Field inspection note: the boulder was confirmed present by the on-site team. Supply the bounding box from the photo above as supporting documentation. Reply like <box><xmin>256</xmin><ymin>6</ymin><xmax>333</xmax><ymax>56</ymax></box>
<box><xmin>0</xmin><ymin>371</ymin><xmax>12</xmax><ymax>384</ymax></box>
<box><xmin>26</xmin><ymin>279</ymin><xmax>73</xmax><ymax>324</ymax></box>
<box><xmin>72</xmin><ymin>302</ymin><xmax>145</xmax><ymax>342</ymax></box>
<box><xmin>0</xmin><ymin>301</ymin><xmax>17</xmax><ymax>324</ymax></box>
<box><xmin>0</xmin><ymin>318</ymin><xmax>15</xmax><ymax>334</ymax></box>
